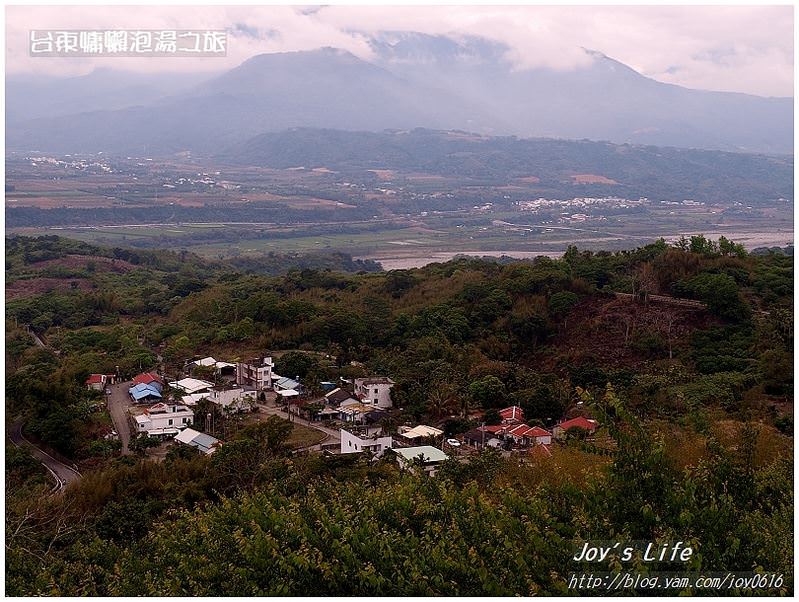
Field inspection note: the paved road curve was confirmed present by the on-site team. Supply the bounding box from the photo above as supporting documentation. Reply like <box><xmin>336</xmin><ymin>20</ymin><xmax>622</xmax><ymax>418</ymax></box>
<box><xmin>258</xmin><ymin>403</ymin><xmax>341</xmax><ymax>451</ymax></box>
<box><xmin>107</xmin><ymin>381</ymin><xmax>134</xmax><ymax>455</ymax></box>
<box><xmin>9</xmin><ymin>420</ymin><xmax>81</xmax><ymax>492</ymax></box>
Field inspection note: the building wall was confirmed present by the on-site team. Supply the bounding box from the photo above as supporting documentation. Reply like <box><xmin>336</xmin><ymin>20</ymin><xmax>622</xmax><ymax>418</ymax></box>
<box><xmin>340</xmin><ymin>429</ymin><xmax>393</xmax><ymax>457</ymax></box>
<box><xmin>209</xmin><ymin>387</ymin><xmax>254</xmax><ymax>409</ymax></box>
<box><xmin>139</xmin><ymin>407</ymin><xmax>194</xmax><ymax>433</ymax></box>
<box><xmin>236</xmin><ymin>361</ymin><xmax>273</xmax><ymax>391</ymax></box>
<box><xmin>354</xmin><ymin>380</ymin><xmax>393</xmax><ymax>409</ymax></box>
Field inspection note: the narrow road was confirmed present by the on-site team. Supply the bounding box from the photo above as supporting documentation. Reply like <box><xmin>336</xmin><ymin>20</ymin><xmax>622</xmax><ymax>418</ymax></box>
<box><xmin>107</xmin><ymin>381</ymin><xmax>133</xmax><ymax>455</ymax></box>
<box><xmin>9</xmin><ymin>420</ymin><xmax>81</xmax><ymax>492</ymax></box>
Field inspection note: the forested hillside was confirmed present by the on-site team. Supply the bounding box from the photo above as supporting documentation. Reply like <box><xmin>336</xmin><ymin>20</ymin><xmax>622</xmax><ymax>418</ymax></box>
<box><xmin>5</xmin><ymin>235</ymin><xmax>793</xmax><ymax>595</ymax></box>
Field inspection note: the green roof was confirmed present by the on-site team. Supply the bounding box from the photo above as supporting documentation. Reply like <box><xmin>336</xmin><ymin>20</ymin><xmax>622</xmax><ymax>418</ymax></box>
<box><xmin>394</xmin><ymin>446</ymin><xmax>448</xmax><ymax>463</ymax></box>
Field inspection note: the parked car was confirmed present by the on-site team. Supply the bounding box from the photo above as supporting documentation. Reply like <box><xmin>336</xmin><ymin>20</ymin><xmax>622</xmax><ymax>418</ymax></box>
<box><xmin>446</xmin><ymin>438</ymin><xmax>461</xmax><ymax>447</ymax></box>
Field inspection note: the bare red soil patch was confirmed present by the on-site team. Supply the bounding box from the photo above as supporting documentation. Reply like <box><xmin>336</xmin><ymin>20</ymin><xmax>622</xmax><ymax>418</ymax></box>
<box><xmin>28</xmin><ymin>254</ymin><xmax>137</xmax><ymax>274</ymax></box>
<box><xmin>7</xmin><ymin>277</ymin><xmax>96</xmax><ymax>300</ymax></box>
<box><xmin>534</xmin><ymin>294</ymin><xmax>717</xmax><ymax>373</ymax></box>
<box><xmin>570</xmin><ymin>174</ymin><xmax>619</xmax><ymax>185</ymax></box>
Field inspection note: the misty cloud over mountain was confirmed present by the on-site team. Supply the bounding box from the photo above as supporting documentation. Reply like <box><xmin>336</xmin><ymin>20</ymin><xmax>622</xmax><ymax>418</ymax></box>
<box><xmin>6</xmin><ymin>33</ymin><xmax>793</xmax><ymax>156</ymax></box>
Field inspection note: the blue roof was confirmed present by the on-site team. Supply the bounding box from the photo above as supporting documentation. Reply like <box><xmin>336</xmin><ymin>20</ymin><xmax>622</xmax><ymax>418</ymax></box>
<box><xmin>276</xmin><ymin>376</ymin><xmax>300</xmax><ymax>390</ymax></box>
<box><xmin>129</xmin><ymin>383</ymin><xmax>162</xmax><ymax>401</ymax></box>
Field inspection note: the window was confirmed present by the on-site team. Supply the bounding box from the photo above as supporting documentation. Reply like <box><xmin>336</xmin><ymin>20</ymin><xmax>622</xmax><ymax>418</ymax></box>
<box><xmin>168</xmin><ymin>419</ymin><xmax>173</xmax><ymax>425</ymax></box>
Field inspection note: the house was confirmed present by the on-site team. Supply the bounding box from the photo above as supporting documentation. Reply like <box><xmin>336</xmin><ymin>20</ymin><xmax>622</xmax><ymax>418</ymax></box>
<box><xmin>393</xmin><ymin>446</ymin><xmax>449</xmax><ymax>476</ymax></box>
<box><xmin>354</xmin><ymin>377</ymin><xmax>395</xmax><ymax>409</ymax></box>
<box><xmin>274</xmin><ymin>376</ymin><xmax>302</xmax><ymax>393</ymax></box>
<box><xmin>132</xmin><ymin>372</ymin><xmax>164</xmax><ymax>389</ymax></box>
<box><xmin>553</xmin><ymin>416</ymin><xmax>599</xmax><ymax>439</ymax></box>
<box><xmin>338</xmin><ymin>401</ymin><xmax>377</xmax><ymax>424</ymax></box>
<box><xmin>206</xmin><ymin>383</ymin><xmax>256</xmax><ymax>412</ymax></box>
<box><xmin>505</xmin><ymin>424</ymin><xmax>552</xmax><ymax>446</ymax></box>
<box><xmin>190</xmin><ymin>356</ymin><xmax>217</xmax><ymax>369</ymax></box>
<box><xmin>277</xmin><ymin>389</ymin><xmax>301</xmax><ymax>405</ymax></box>
<box><xmin>181</xmin><ymin>392</ymin><xmax>208</xmax><ymax>407</ymax></box>
<box><xmin>288</xmin><ymin>398</ymin><xmax>325</xmax><ymax>421</ymax></box>
<box><xmin>174</xmin><ymin>428</ymin><xmax>221</xmax><ymax>455</ymax></box>
<box><xmin>340</xmin><ymin>426</ymin><xmax>393</xmax><ymax>457</ymax></box>
<box><xmin>169</xmin><ymin>378</ymin><xmax>214</xmax><ymax>395</ymax></box>
<box><xmin>129</xmin><ymin>382</ymin><xmax>163</xmax><ymax>403</ymax></box>
<box><xmin>499</xmin><ymin>405</ymin><xmax>525</xmax><ymax>425</ymax></box>
<box><xmin>396</xmin><ymin>424</ymin><xmax>444</xmax><ymax>445</ymax></box>
<box><xmin>85</xmin><ymin>374</ymin><xmax>106</xmax><ymax>391</ymax></box>
<box><xmin>463</xmin><ymin>428</ymin><xmax>503</xmax><ymax>450</ymax></box>
<box><xmin>190</xmin><ymin>357</ymin><xmax>237</xmax><ymax>379</ymax></box>
<box><xmin>134</xmin><ymin>402</ymin><xmax>194</xmax><ymax>438</ymax></box>
<box><xmin>325</xmin><ymin>387</ymin><xmax>358</xmax><ymax>407</ymax></box>
<box><xmin>236</xmin><ymin>356</ymin><xmax>274</xmax><ymax>391</ymax></box>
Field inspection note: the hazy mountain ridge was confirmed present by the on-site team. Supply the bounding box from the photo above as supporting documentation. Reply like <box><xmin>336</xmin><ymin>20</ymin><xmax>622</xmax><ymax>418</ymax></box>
<box><xmin>5</xmin><ymin>34</ymin><xmax>793</xmax><ymax>155</ymax></box>
<box><xmin>220</xmin><ymin>127</ymin><xmax>793</xmax><ymax>202</ymax></box>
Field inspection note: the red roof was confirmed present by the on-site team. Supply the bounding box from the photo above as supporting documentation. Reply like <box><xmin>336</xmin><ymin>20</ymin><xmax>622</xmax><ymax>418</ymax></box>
<box><xmin>85</xmin><ymin>374</ymin><xmax>105</xmax><ymax>384</ymax></box>
<box><xmin>480</xmin><ymin>424</ymin><xmax>505</xmax><ymax>434</ymax></box>
<box><xmin>527</xmin><ymin>426</ymin><xmax>552</xmax><ymax>438</ymax></box>
<box><xmin>133</xmin><ymin>372</ymin><xmax>163</xmax><ymax>386</ymax></box>
<box><xmin>506</xmin><ymin>424</ymin><xmax>552</xmax><ymax>439</ymax></box>
<box><xmin>558</xmin><ymin>416</ymin><xmax>598</xmax><ymax>432</ymax></box>
<box><xmin>507</xmin><ymin>424</ymin><xmax>530</xmax><ymax>437</ymax></box>
<box><xmin>499</xmin><ymin>405</ymin><xmax>525</xmax><ymax>423</ymax></box>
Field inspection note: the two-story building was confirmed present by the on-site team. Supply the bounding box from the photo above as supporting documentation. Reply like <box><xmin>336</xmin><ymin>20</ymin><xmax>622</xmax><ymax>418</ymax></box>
<box><xmin>134</xmin><ymin>402</ymin><xmax>194</xmax><ymax>438</ymax></box>
<box><xmin>339</xmin><ymin>426</ymin><xmax>393</xmax><ymax>457</ymax></box>
<box><xmin>207</xmin><ymin>383</ymin><xmax>257</xmax><ymax>412</ymax></box>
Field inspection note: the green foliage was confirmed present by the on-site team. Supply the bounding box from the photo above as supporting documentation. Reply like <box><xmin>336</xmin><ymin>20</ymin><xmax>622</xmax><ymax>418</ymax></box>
<box><xmin>275</xmin><ymin>351</ymin><xmax>321</xmax><ymax>381</ymax></box>
<box><xmin>675</xmin><ymin>272</ymin><xmax>751</xmax><ymax>321</ymax></box>
<box><xmin>468</xmin><ymin>375</ymin><xmax>507</xmax><ymax>409</ymax></box>
<box><xmin>548</xmin><ymin>291</ymin><xmax>579</xmax><ymax>317</ymax></box>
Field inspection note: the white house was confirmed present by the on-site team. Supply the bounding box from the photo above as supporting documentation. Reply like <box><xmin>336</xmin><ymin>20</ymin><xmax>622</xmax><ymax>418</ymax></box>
<box><xmin>85</xmin><ymin>374</ymin><xmax>107</xmax><ymax>391</ymax></box>
<box><xmin>236</xmin><ymin>356</ymin><xmax>274</xmax><ymax>391</ymax></box>
<box><xmin>393</xmin><ymin>446</ymin><xmax>449</xmax><ymax>476</ymax></box>
<box><xmin>340</xmin><ymin>426</ymin><xmax>393</xmax><ymax>457</ymax></box>
<box><xmin>134</xmin><ymin>402</ymin><xmax>194</xmax><ymax>438</ymax></box>
<box><xmin>207</xmin><ymin>383</ymin><xmax>256</xmax><ymax>412</ymax></box>
<box><xmin>354</xmin><ymin>376</ymin><xmax>395</xmax><ymax>409</ymax></box>
<box><xmin>169</xmin><ymin>378</ymin><xmax>214</xmax><ymax>395</ymax></box>
<box><xmin>397</xmin><ymin>424</ymin><xmax>444</xmax><ymax>443</ymax></box>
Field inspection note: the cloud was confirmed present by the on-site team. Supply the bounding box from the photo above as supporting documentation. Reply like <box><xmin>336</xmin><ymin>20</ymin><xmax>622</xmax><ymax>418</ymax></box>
<box><xmin>5</xmin><ymin>5</ymin><xmax>793</xmax><ymax>96</ymax></box>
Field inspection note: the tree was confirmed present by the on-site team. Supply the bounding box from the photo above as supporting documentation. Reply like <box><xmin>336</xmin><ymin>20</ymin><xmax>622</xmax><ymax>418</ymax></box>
<box><xmin>468</xmin><ymin>376</ymin><xmax>506</xmax><ymax>409</ymax></box>
<box><xmin>130</xmin><ymin>434</ymin><xmax>160</xmax><ymax>456</ymax></box>
<box><xmin>275</xmin><ymin>351</ymin><xmax>319</xmax><ymax>381</ymax></box>
<box><xmin>548</xmin><ymin>291</ymin><xmax>579</xmax><ymax>325</ymax></box>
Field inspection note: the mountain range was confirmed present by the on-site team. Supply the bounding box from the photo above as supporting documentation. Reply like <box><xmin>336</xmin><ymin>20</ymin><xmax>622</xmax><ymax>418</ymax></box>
<box><xmin>5</xmin><ymin>33</ymin><xmax>793</xmax><ymax>156</ymax></box>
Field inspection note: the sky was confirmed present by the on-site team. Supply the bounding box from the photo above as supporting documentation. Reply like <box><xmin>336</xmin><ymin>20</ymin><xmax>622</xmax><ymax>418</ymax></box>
<box><xmin>5</xmin><ymin>4</ymin><xmax>794</xmax><ymax>97</ymax></box>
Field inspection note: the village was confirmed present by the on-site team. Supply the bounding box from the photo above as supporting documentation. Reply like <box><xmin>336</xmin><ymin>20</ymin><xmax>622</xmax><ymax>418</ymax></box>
<box><xmin>85</xmin><ymin>352</ymin><xmax>602</xmax><ymax>474</ymax></box>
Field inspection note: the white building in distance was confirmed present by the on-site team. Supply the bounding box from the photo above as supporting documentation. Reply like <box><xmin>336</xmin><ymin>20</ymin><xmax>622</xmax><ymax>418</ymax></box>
<box><xmin>236</xmin><ymin>356</ymin><xmax>274</xmax><ymax>391</ymax></box>
<box><xmin>354</xmin><ymin>377</ymin><xmax>395</xmax><ymax>409</ymax></box>
<box><xmin>340</xmin><ymin>426</ymin><xmax>393</xmax><ymax>457</ymax></box>
<box><xmin>134</xmin><ymin>402</ymin><xmax>194</xmax><ymax>438</ymax></box>
<box><xmin>207</xmin><ymin>383</ymin><xmax>257</xmax><ymax>412</ymax></box>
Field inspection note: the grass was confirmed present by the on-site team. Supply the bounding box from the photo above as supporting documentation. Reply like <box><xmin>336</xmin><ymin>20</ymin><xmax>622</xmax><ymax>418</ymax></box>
<box><xmin>286</xmin><ymin>423</ymin><xmax>327</xmax><ymax>450</ymax></box>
